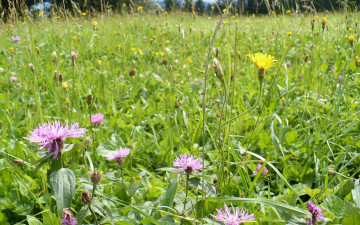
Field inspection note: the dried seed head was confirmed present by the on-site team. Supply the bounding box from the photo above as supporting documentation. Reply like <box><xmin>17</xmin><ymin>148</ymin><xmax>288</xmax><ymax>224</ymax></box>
<box><xmin>54</xmin><ymin>70</ymin><xmax>58</xmax><ymax>79</ymax></box>
<box><xmin>86</xmin><ymin>94</ymin><xmax>93</xmax><ymax>105</ymax></box>
<box><xmin>52</xmin><ymin>51</ymin><xmax>58</xmax><ymax>62</ymax></box>
<box><xmin>84</xmin><ymin>137</ymin><xmax>92</xmax><ymax>148</ymax></box>
<box><xmin>304</xmin><ymin>55</ymin><xmax>309</xmax><ymax>62</ymax></box>
<box><xmin>13</xmin><ymin>159</ymin><xmax>25</xmax><ymax>166</ymax></box>
<box><xmin>91</xmin><ymin>172</ymin><xmax>101</xmax><ymax>184</ymax></box>
<box><xmin>174</xmin><ymin>102</ymin><xmax>180</xmax><ymax>109</ymax></box>
<box><xmin>28</xmin><ymin>63</ymin><xmax>35</xmax><ymax>71</ymax></box>
<box><xmin>162</xmin><ymin>59</ymin><xmax>168</xmax><ymax>65</ymax></box>
<box><xmin>58</xmin><ymin>73</ymin><xmax>63</xmax><ymax>82</ymax></box>
<box><xmin>81</xmin><ymin>191</ymin><xmax>92</xmax><ymax>205</ymax></box>
<box><xmin>215</xmin><ymin>48</ymin><xmax>219</xmax><ymax>58</ymax></box>
<box><xmin>213</xmin><ymin>58</ymin><xmax>225</xmax><ymax>84</ymax></box>
<box><xmin>129</xmin><ymin>68</ymin><xmax>136</xmax><ymax>76</ymax></box>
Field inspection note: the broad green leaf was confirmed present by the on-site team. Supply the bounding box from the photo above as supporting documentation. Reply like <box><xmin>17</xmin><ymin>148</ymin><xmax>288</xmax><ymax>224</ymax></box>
<box><xmin>342</xmin><ymin>202</ymin><xmax>360</xmax><ymax>225</ymax></box>
<box><xmin>27</xmin><ymin>215</ymin><xmax>42</xmax><ymax>225</ymax></box>
<box><xmin>160</xmin><ymin>173</ymin><xmax>178</xmax><ymax>210</ymax></box>
<box><xmin>322</xmin><ymin>194</ymin><xmax>345</xmax><ymax>218</ymax></box>
<box><xmin>50</xmin><ymin>168</ymin><xmax>76</xmax><ymax>216</ymax></box>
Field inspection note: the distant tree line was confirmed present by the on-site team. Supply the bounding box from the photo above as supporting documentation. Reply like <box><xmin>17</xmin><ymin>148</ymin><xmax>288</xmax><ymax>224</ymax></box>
<box><xmin>1</xmin><ymin>0</ymin><xmax>360</xmax><ymax>20</ymax></box>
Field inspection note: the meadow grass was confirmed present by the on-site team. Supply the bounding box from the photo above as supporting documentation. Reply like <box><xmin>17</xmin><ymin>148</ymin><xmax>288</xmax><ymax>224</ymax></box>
<box><xmin>0</xmin><ymin>10</ymin><xmax>360</xmax><ymax>224</ymax></box>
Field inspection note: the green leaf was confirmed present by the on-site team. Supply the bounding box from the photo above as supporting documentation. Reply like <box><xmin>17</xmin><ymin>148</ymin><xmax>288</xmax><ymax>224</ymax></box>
<box><xmin>352</xmin><ymin>179</ymin><xmax>360</xmax><ymax>207</ymax></box>
<box><xmin>322</xmin><ymin>194</ymin><xmax>345</xmax><ymax>218</ymax></box>
<box><xmin>50</xmin><ymin>168</ymin><xmax>76</xmax><ymax>216</ymax></box>
<box><xmin>27</xmin><ymin>215</ymin><xmax>42</xmax><ymax>225</ymax></box>
<box><xmin>342</xmin><ymin>202</ymin><xmax>360</xmax><ymax>225</ymax></box>
<box><xmin>160</xmin><ymin>173</ymin><xmax>178</xmax><ymax>210</ymax></box>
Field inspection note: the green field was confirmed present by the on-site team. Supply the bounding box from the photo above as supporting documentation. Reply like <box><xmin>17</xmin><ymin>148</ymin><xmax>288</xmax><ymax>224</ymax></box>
<box><xmin>0</xmin><ymin>10</ymin><xmax>360</xmax><ymax>225</ymax></box>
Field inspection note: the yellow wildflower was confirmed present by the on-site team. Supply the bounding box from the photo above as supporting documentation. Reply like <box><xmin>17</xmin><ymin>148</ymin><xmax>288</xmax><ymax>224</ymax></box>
<box><xmin>73</xmin><ymin>36</ymin><xmax>77</xmax><ymax>40</ymax></box>
<box><xmin>223</xmin><ymin>9</ymin><xmax>226</xmax><ymax>13</ymax></box>
<box><xmin>247</xmin><ymin>52</ymin><xmax>277</xmax><ymax>70</ymax></box>
<box><xmin>287</xmin><ymin>32</ymin><xmax>293</xmax><ymax>36</ymax></box>
<box><xmin>39</xmin><ymin>11</ymin><xmax>44</xmax><ymax>16</ymax></box>
<box><xmin>322</xmin><ymin>17</ymin><xmax>326</xmax><ymax>24</ymax></box>
<box><xmin>97</xmin><ymin>60</ymin><xmax>102</xmax><ymax>67</ymax></box>
<box><xmin>82</xmin><ymin>12</ymin><xmax>87</xmax><ymax>16</ymax></box>
<box><xmin>123</xmin><ymin>3</ymin><xmax>126</xmax><ymax>6</ymax></box>
<box><xmin>211</xmin><ymin>6</ymin><xmax>214</xmax><ymax>10</ymax></box>
<box><xmin>62</xmin><ymin>82</ymin><xmax>67</xmax><ymax>89</ymax></box>
<box><xmin>9</xmin><ymin>47</ymin><xmax>14</xmax><ymax>53</ymax></box>
<box><xmin>92</xmin><ymin>21</ymin><xmax>98</xmax><ymax>26</ymax></box>
<box><xmin>187</xmin><ymin>56</ymin><xmax>192</xmax><ymax>63</ymax></box>
<box><xmin>137</xmin><ymin>49</ymin><xmax>143</xmax><ymax>55</ymax></box>
<box><xmin>65</xmin><ymin>98</ymin><xmax>70</xmax><ymax>104</ymax></box>
<box><xmin>349</xmin><ymin>28</ymin><xmax>353</xmax><ymax>32</ymax></box>
<box><xmin>223</xmin><ymin>21</ymin><xmax>229</xmax><ymax>25</ymax></box>
<box><xmin>165</xmin><ymin>40</ymin><xmax>170</xmax><ymax>44</ymax></box>
<box><xmin>137</xmin><ymin>6</ymin><xmax>143</xmax><ymax>12</ymax></box>
<box><xmin>286</xmin><ymin>10</ymin><xmax>291</xmax><ymax>14</ymax></box>
<box><xmin>165</xmin><ymin>11</ymin><xmax>168</xmax><ymax>15</ymax></box>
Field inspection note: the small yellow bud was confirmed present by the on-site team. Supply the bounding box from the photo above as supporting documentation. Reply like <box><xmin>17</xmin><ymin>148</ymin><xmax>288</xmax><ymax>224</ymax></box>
<box><xmin>62</xmin><ymin>82</ymin><xmax>67</xmax><ymax>89</ymax></box>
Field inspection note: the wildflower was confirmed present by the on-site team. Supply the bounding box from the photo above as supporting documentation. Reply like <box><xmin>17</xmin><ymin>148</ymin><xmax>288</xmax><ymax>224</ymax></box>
<box><xmin>213</xmin><ymin>58</ymin><xmax>225</xmax><ymax>85</ymax></box>
<box><xmin>285</xmin><ymin>61</ymin><xmax>291</xmax><ymax>67</ymax></box>
<box><xmin>36</xmin><ymin>47</ymin><xmax>40</xmax><ymax>54</ymax></box>
<box><xmin>338</xmin><ymin>75</ymin><xmax>342</xmax><ymax>83</ymax></box>
<box><xmin>137</xmin><ymin>48</ymin><xmax>143</xmax><ymax>55</ymax></box>
<box><xmin>52</xmin><ymin>52</ymin><xmax>58</xmax><ymax>62</ymax></box>
<box><xmin>187</xmin><ymin>56</ymin><xmax>192</xmax><ymax>63</ymax></box>
<box><xmin>165</xmin><ymin>40</ymin><xmax>170</xmax><ymax>44</ymax></box>
<box><xmin>287</xmin><ymin>32</ymin><xmax>292</xmax><ymax>36</ymax></box>
<box><xmin>119</xmin><ymin>75</ymin><xmax>124</xmax><ymax>79</ymax></box>
<box><xmin>165</xmin><ymin>21</ymin><xmax>169</xmax><ymax>24</ymax></box>
<box><xmin>91</xmin><ymin>113</ymin><xmax>104</xmax><ymax>125</ymax></box>
<box><xmin>61</xmin><ymin>208</ymin><xmax>77</xmax><ymax>225</ymax></box>
<box><xmin>247</xmin><ymin>52</ymin><xmax>277</xmax><ymax>82</ymax></box>
<box><xmin>24</xmin><ymin>120</ymin><xmax>87</xmax><ymax>159</ymax></box>
<box><xmin>106</xmin><ymin>148</ymin><xmax>131</xmax><ymax>164</ymax></box>
<box><xmin>39</xmin><ymin>11</ymin><xmax>44</xmax><ymax>16</ymax></box>
<box><xmin>9</xmin><ymin>47</ymin><xmax>14</xmax><ymax>53</ymax></box>
<box><xmin>72</xmin><ymin>36</ymin><xmax>77</xmax><ymax>40</ymax></box>
<box><xmin>71</xmin><ymin>51</ymin><xmax>77</xmax><ymax>66</ymax></box>
<box><xmin>348</xmin><ymin>35</ymin><xmax>354</xmax><ymax>47</ymax></box>
<box><xmin>253</xmin><ymin>164</ymin><xmax>268</xmax><ymax>176</ymax></box>
<box><xmin>223</xmin><ymin>9</ymin><xmax>227</xmax><ymax>13</ymax></box>
<box><xmin>211</xmin><ymin>6</ymin><xmax>215</xmax><ymax>10</ymax></box>
<box><xmin>349</xmin><ymin>28</ymin><xmax>353</xmax><ymax>32</ymax></box>
<box><xmin>137</xmin><ymin>6</ymin><xmax>143</xmax><ymax>12</ymax></box>
<box><xmin>150</xmin><ymin>38</ymin><xmax>154</xmax><ymax>43</ymax></box>
<box><xmin>11</xmin><ymin>76</ymin><xmax>17</xmax><ymax>82</ymax></box>
<box><xmin>12</xmin><ymin>36</ymin><xmax>21</xmax><ymax>42</ymax></box>
<box><xmin>223</xmin><ymin>21</ymin><xmax>229</xmax><ymax>25</ymax></box>
<box><xmin>62</xmin><ymin>82</ymin><xmax>67</xmax><ymax>89</ymax></box>
<box><xmin>192</xmin><ymin>11</ymin><xmax>196</xmax><ymax>15</ymax></box>
<box><xmin>173</xmin><ymin>154</ymin><xmax>202</xmax><ymax>175</ymax></box>
<box><xmin>129</xmin><ymin>68</ymin><xmax>136</xmax><ymax>76</ymax></box>
<box><xmin>65</xmin><ymin>98</ymin><xmax>70</xmax><ymax>104</ymax></box>
<box><xmin>355</xmin><ymin>56</ymin><xmax>359</xmax><ymax>67</ymax></box>
<box><xmin>92</xmin><ymin>21</ymin><xmax>98</xmax><ymax>26</ymax></box>
<box><xmin>306</xmin><ymin>202</ymin><xmax>325</xmax><ymax>225</ymax></box>
<box><xmin>82</xmin><ymin>12</ymin><xmax>86</xmax><ymax>16</ymax></box>
<box><xmin>123</xmin><ymin>3</ymin><xmax>126</xmax><ymax>7</ymax></box>
<box><xmin>321</xmin><ymin>17</ymin><xmax>326</xmax><ymax>30</ymax></box>
<box><xmin>211</xmin><ymin>204</ymin><xmax>255</xmax><ymax>225</ymax></box>
<box><xmin>165</xmin><ymin>11</ymin><xmax>168</xmax><ymax>15</ymax></box>
<box><xmin>97</xmin><ymin>60</ymin><xmax>102</xmax><ymax>67</ymax></box>
<box><xmin>331</xmin><ymin>68</ymin><xmax>335</xmax><ymax>73</ymax></box>
<box><xmin>286</xmin><ymin>10</ymin><xmax>291</xmax><ymax>14</ymax></box>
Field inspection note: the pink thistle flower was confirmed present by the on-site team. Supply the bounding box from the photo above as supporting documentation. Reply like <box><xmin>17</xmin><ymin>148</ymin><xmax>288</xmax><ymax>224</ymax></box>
<box><xmin>17</xmin><ymin>83</ymin><xmax>21</xmax><ymax>86</ymax></box>
<box><xmin>11</xmin><ymin>76</ymin><xmax>17</xmax><ymax>82</ymax></box>
<box><xmin>106</xmin><ymin>148</ymin><xmax>131</xmax><ymax>164</ymax></box>
<box><xmin>253</xmin><ymin>164</ymin><xmax>268</xmax><ymax>176</ymax></box>
<box><xmin>24</xmin><ymin>120</ymin><xmax>87</xmax><ymax>159</ymax></box>
<box><xmin>338</xmin><ymin>75</ymin><xmax>342</xmax><ymax>83</ymax></box>
<box><xmin>306</xmin><ymin>202</ymin><xmax>325</xmax><ymax>225</ymax></box>
<box><xmin>173</xmin><ymin>154</ymin><xmax>203</xmax><ymax>174</ymax></box>
<box><xmin>331</xmin><ymin>68</ymin><xmax>335</xmax><ymax>73</ymax></box>
<box><xmin>211</xmin><ymin>204</ymin><xmax>255</xmax><ymax>225</ymax></box>
<box><xmin>119</xmin><ymin>75</ymin><xmax>124</xmax><ymax>79</ymax></box>
<box><xmin>61</xmin><ymin>208</ymin><xmax>77</xmax><ymax>225</ymax></box>
<box><xmin>91</xmin><ymin>113</ymin><xmax>104</xmax><ymax>125</ymax></box>
<box><xmin>285</xmin><ymin>61</ymin><xmax>291</xmax><ymax>67</ymax></box>
<box><xmin>12</xmin><ymin>36</ymin><xmax>21</xmax><ymax>42</ymax></box>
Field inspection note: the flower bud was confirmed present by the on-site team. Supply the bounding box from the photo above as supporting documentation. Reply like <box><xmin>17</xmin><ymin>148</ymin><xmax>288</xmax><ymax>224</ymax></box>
<box><xmin>213</xmin><ymin>58</ymin><xmax>225</xmax><ymax>85</ymax></box>
<box><xmin>86</xmin><ymin>94</ymin><xmax>93</xmax><ymax>105</ymax></box>
<box><xmin>28</xmin><ymin>63</ymin><xmax>35</xmax><ymax>71</ymax></box>
<box><xmin>129</xmin><ymin>68</ymin><xmax>136</xmax><ymax>76</ymax></box>
<box><xmin>58</xmin><ymin>73</ymin><xmax>63</xmax><ymax>82</ymax></box>
<box><xmin>304</xmin><ymin>55</ymin><xmax>309</xmax><ymax>62</ymax></box>
<box><xmin>91</xmin><ymin>172</ymin><xmax>101</xmax><ymax>184</ymax></box>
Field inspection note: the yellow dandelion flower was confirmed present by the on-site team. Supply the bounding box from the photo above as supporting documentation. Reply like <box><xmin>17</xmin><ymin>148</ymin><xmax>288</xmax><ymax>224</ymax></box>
<box><xmin>36</xmin><ymin>46</ymin><xmax>40</xmax><ymax>53</ymax></box>
<box><xmin>150</xmin><ymin>38</ymin><xmax>154</xmax><ymax>43</ymax></box>
<box><xmin>153</xmin><ymin>35</ymin><xmax>156</xmax><ymax>39</ymax></box>
<box><xmin>223</xmin><ymin>9</ymin><xmax>226</xmax><ymax>13</ymax></box>
<box><xmin>65</xmin><ymin>98</ymin><xmax>70</xmax><ymax>104</ymax></box>
<box><xmin>123</xmin><ymin>3</ymin><xmax>126</xmax><ymax>6</ymax></box>
<box><xmin>349</xmin><ymin>28</ymin><xmax>353</xmax><ymax>31</ymax></box>
<box><xmin>189</xmin><ymin>25</ymin><xmax>193</xmax><ymax>30</ymax></box>
<box><xmin>137</xmin><ymin>6</ymin><xmax>143</xmax><ymax>12</ymax></box>
<box><xmin>322</xmin><ymin>17</ymin><xmax>326</xmax><ymax>24</ymax></box>
<box><xmin>82</xmin><ymin>12</ymin><xmax>87</xmax><ymax>16</ymax></box>
<box><xmin>9</xmin><ymin>47</ymin><xmax>14</xmax><ymax>53</ymax></box>
<box><xmin>187</xmin><ymin>56</ymin><xmax>192</xmax><ymax>63</ymax></box>
<box><xmin>73</xmin><ymin>36</ymin><xmax>77</xmax><ymax>40</ymax></box>
<box><xmin>165</xmin><ymin>40</ymin><xmax>170</xmax><ymax>44</ymax></box>
<box><xmin>211</xmin><ymin>6</ymin><xmax>214</xmax><ymax>10</ymax></box>
<box><xmin>165</xmin><ymin>21</ymin><xmax>169</xmax><ymax>24</ymax></box>
<box><xmin>62</xmin><ymin>82</ymin><xmax>67</xmax><ymax>89</ymax></box>
<box><xmin>155</xmin><ymin>52</ymin><xmax>160</xmax><ymax>56</ymax></box>
<box><xmin>165</xmin><ymin>11</ymin><xmax>168</xmax><ymax>15</ymax></box>
<box><xmin>237</xmin><ymin>51</ymin><xmax>241</xmax><ymax>56</ymax></box>
<box><xmin>160</xmin><ymin>52</ymin><xmax>165</xmax><ymax>57</ymax></box>
<box><xmin>131</xmin><ymin>48</ymin><xmax>136</xmax><ymax>51</ymax></box>
<box><xmin>56</xmin><ymin>15</ymin><xmax>60</xmax><ymax>19</ymax></box>
<box><xmin>92</xmin><ymin>21</ymin><xmax>98</xmax><ymax>26</ymax></box>
<box><xmin>247</xmin><ymin>52</ymin><xmax>277</xmax><ymax>70</ymax></box>
<box><xmin>39</xmin><ymin>11</ymin><xmax>44</xmax><ymax>16</ymax></box>
<box><xmin>287</xmin><ymin>32</ymin><xmax>293</xmax><ymax>36</ymax></box>
<box><xmin>192</xmin><ymin>11</ymin><xmax>196</xmax><ymax>15</ymax></box>
<box><xmin>97</xmin><ymin>60</ymin><xmax>102</xmax><ymax>67</ymax></box>
<box><xmin>286</xmin><ymin>10</ymin><xmax>291</xmax><ymax>14</ymax></box>
<box><xmin>355</xmin><ymin>56</ymin><xmax>359</xmax><ymax>63</ymax></box>
<box><xmin>137</xmin><ymin>49</ymin><xmax>143</xmax><ymax>55</ymax></box>
<box><xmin>315</xmin><ymin>15</ymin><xmax>319</xmax><ymax>19</ymax></box>
<box><xmin>223</xmin><ymin>21</ymin><xmax>229</xmax><ymax>25</ymax></box>
<box><xmin>348</xmin><ymin>35</ymin><xmax>355</xmax><ymax>42</ymax></box>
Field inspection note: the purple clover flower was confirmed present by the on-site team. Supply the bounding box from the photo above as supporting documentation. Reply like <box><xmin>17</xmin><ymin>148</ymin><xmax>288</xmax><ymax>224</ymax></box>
<box><xmin>61</xmin><ymin>208</ymin><xmax>77</xmax><ymax>225</ymax></box>
<box><xmin>12</xmin><ymin>36</ymin><xmax>21</xmax><ymax>42</ymax></box>
<box><xmin>173</xmin><ymin>154</ymin><xmax>203</xmax><ymax>174</ymax></box>
<box><xmin>24</xmin><ymin>120</ymin><xmax>87</xmax><ymax>158</ymax></box>
<box><xmin>91</xmin><ymin>113</ymin><xmax>104</xmax><ymax>125</ymax></box>
<box><xmin>285</xmin><ymin>61</ymin><xmax>291</xmax><ymax>67</ymax></box>
<box><xmin>306</xmin><ymin>202</ymin><xmax>325</xmax><ymax>225</ymax></box>
<box><xmin>211</xmin><ymin>203</ymin><xmax>255</xmax><ymax>225</ymax></box>
<box><xmin>253</xmin><ymin>164</ymin><xmax>268</xmax><ymax>176</ymax></box>
<box><xmin>106</xmin><ymin>148</ymin><xmax>131</xmax><ymax>164</ymax></box>
<box><xmin>11</xmin><ymin>76</ymin><xmax>17</xmax><ymax>82</ymax></box>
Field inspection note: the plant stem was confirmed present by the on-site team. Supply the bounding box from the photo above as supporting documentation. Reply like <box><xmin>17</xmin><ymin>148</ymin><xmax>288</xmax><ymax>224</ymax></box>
<box><xmin>181</xmin><ymin>173</ymin><xmax>190</xmax><ymax>225</ymax></box>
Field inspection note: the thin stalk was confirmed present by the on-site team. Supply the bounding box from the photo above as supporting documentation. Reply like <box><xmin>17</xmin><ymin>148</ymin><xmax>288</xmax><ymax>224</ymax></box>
<box><xmin>181</xmin><ymin>173</ymin><xmax>190</xmax><ymax>225</ymax></box>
